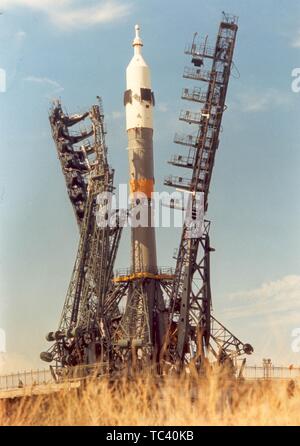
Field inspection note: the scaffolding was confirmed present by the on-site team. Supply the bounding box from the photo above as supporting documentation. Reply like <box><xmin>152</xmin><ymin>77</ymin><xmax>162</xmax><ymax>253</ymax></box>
<box><xmin>163</xmin><ymin>13</ymin><xmax>253</xmax><ymax>369</ymax></box>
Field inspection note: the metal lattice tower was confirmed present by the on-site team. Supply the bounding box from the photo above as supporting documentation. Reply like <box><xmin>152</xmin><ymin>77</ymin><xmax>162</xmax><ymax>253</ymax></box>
<box><xmin>163</xmin><ymin>13</ymin><xmax>253</xmax><ymax>368</ymax></box>
<box><xmin>41</xmin><ymin>100</ymin><xmax>123</xmax><ymax>370</ymax></box>
<box><xmin>40</xmin><ymin>14</ymin><xmax>253</xmax><ymax>377</ymax></box>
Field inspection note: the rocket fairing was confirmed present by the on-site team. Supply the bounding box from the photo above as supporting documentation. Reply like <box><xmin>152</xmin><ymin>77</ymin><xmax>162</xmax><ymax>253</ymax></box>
<box><xmin>124</xmin><ymin>25</ymin><xmax>157</xmax><ymax>274</ymax></box>
<box><xmin>125</xmin><ymin>24</ymin><xmax>154</xmax><ymax>131</ymax></box>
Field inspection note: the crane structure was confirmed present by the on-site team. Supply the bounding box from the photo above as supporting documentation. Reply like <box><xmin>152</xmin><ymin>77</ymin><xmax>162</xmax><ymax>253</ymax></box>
<box><xmin>41</xmin><ymin>13</ymin><xmax>253</xmax><ymax>378</ymax></box>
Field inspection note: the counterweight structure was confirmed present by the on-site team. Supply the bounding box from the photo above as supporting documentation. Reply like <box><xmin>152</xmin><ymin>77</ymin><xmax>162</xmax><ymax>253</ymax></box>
<box><xmin>41</xmin><ymin>14</ymin><xmax>253</xmax><ymax>376</ymax></box>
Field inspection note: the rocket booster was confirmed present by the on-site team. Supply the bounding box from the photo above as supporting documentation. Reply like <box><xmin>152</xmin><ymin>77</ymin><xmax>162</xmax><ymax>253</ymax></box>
<box><xmin>124</xmin><ymin>25</ymin><xmax>157</xmax><ymax>273</ymax></box>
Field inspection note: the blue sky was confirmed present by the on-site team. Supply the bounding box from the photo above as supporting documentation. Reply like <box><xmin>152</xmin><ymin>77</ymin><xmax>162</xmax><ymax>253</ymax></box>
<box><xmin>0</xmin><ymin>0</ymin><xmax>300</xmax><ymax>372</ymax></box>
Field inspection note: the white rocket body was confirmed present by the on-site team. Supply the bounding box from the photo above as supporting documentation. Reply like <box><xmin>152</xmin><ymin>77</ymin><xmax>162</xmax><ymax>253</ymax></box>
<box><xmin>124</xmin><ymin>25</ymin><xmax>157</xmax><ymax>274</ymax></box>
<box><xmin>125</xmin><ymin>26</ymin><xmax>153</xmax><ymax>131</ymax></box>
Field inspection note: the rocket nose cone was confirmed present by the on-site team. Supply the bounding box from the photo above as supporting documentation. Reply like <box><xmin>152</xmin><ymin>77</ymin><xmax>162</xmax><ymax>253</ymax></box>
<box><xmin>133</xmin><ymin>23</ymin><xmax>143</xmax><ymax>49</ymax></box>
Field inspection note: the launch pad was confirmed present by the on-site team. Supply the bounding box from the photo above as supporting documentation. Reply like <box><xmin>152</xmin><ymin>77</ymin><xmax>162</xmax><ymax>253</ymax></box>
<box><xmin>40</xmin><ymin>13</ymin><xmax>253</xmax><ymax>379</ymax></box>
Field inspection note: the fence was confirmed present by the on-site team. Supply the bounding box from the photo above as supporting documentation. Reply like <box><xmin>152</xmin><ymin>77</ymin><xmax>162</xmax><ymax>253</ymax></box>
<box><xmin>0</xmin><ymin>368</ymin><xmax>54</xmax><ymax>391</ymax></box>
<box><xmin>1</xmin><ymin>364</ymin><xmax>300</xmax><ymax>393</ymax></box>
<box><xmin>243</xmin><ymin>365</ymin><xmax>300</xmax><ymax>380</ymax></box>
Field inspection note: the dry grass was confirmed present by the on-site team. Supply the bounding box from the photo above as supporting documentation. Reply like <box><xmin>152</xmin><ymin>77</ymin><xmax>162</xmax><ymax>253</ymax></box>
<box><xmin>1</xmin><ymin>371</ymin><xmax>299</xmax><ymax>426</ymax></box>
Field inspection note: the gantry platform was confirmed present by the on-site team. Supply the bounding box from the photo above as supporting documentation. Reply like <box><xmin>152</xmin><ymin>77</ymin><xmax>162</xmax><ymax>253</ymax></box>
<box><xmin>113</xmin><ymin>267</ymin><xmax>175</xmax><ymax>283</ymax></box>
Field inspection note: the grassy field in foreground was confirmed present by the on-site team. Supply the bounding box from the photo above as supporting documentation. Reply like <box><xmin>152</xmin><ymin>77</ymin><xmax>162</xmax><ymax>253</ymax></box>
<box><xmin>1</xmin><ymin>372</ymin><xmax>299</xmax><ymax>426</ymax></box>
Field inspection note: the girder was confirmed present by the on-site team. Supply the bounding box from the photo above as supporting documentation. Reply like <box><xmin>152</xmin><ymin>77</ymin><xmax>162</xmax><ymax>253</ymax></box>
<box><xmin>41</xmin><ymin>100</ymin><xmax>123</xmax><ymax>369</ymax></box>
<box><xmin>163</xmin><ymin>13</ymin><xmax>253</xmax><ymax>368</ymax></box>
<box><xmin>41</xmin><ymin>13</ymin><xmax>253</xmax><ymax>378</ymax></box>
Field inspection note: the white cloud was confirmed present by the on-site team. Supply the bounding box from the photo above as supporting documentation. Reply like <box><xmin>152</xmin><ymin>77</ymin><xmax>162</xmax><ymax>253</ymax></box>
<box><xmin>0</xmin><ymin>0</ymin><xmax>131</xmax><ymax>30</ymax></box>
<box><xmin>111</xmin><ymin>110</ymin><xmax>123</xmax><ymax>119</ymax></box>
<box><xmin>0</xmin><ymin>352</ymin><xmax>35</xmax><ymax>374</ymax></box>
<box><xmin>222</xmin><ymin>275</ymin><xmax>300</xmax><ymax>323</ymax></box>
<box><xmin>15</xmin><ymin>30</ymin><xmax>27</xmax><ymax>40</ymax></box>
<box><xmin>218</xmin><ymin>275</ymin><xmax>300</xmax><ymax>364</ymax></box>
<box><xmin>231</xmin><ymin>88</ymin><xmax>292</xmax><ymax>113</ymax></box>
<box><xmin>0</xmin><ymin>0</ymin><xmax>56</xmax><ymax>7</ymax></box>
<box><xmin>291</xmin><ymin>30</ymin><xmax>300</xmax><ymax>48</ymax></box>
<box><xmin>158</xmin><ymin>102</ymin><xmax>168</xmax><ymax>113</ymax></box>
<box><xmin>24</xmin><ymin>76</ymin><xmax>64</xmax><ymax>94</ymax></box>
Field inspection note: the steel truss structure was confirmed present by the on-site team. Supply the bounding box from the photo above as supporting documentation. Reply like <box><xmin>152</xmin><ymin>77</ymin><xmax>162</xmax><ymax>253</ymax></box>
<box><xmin>163</xmin><ymin>13</ymin><xmax>253</xmax><ymax>369</ymax></box>
<box><xmin>41</xmin><ymin>13</ymin><xmax>253</xmax><ymax>377</ymax></box>
<box><xmin>41</xmin><ymin>100</ymin><xmax>123</xmax><ymax>370</ymax></box>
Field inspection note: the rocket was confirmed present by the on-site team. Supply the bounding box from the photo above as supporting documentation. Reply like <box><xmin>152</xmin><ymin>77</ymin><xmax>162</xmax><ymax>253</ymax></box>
<box><xmin>121</xmin><ymin>25</ymin><xmax>167</xmax><ymax>354</ymax></box>
<box><xmin>124</xmin><ymin>25</ymin><xmax>157</xmax><ymax>274</ymax></box>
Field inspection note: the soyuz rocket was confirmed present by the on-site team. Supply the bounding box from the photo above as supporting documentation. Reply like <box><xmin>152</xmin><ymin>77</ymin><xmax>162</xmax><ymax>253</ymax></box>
<box><xmin>123</xmin><ymin>25</ymin><xmax>167</xmax><ymax>353</ymax></box>
<box><xmin>124</xmin><ymin>25</ymin><xmax>157</xmax><ymax>274</ymax></box>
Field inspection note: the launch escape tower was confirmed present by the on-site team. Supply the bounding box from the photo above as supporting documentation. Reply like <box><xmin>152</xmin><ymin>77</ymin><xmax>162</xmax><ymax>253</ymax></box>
<box><xmin>41</xmin><ymin>13</ymin><xmax>253</xmax><ymax>377</ymax></box>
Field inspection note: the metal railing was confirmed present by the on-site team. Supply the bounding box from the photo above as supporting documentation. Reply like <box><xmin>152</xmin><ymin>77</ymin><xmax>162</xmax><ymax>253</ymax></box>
<box><xmin>0</xmin><ymin>369</ymin><xmax>54</xmax><ymax>391</ymax></box>
<box><xmin>184</xmin><ymin>42</ymin><xmax>216</xmax><ymax>59</ymax></box>
<box><xmin>179</xmin><ymin>110</ymin><xmax>202</xmax><ymax>125</ymax></box>
<box><xmin>242</xmin><ymin>366</ymin><xmax>300</xmax><ymax>380</ymax></box>
<box><xmin>1</xmin><ymin>364</ymin><xmax>300</xmax><ymax>393</ymax></box>
<box><xmin>183</xmin><ymin>67</ymin><xmax>224</xmax><ymax>84</ymax></box>
<box><xmin>174</xmin><ymin>133</ymin><xmax>197</xmax><ymax>147</ymax></box>
<box><xmin>164</xmin><ymin>175</ymin><xmax>192</xmax><ymax>190</ymax></box>
<box><xmin>114</xmin><ymin>266</ymin><xmax>176</xmax><ymax>278</ymax></box>
<box><xmin>168</xmin><ymin>154</ymin><xmax>195</xmax><ymax>168</ymax></box>
<box><xmin>182</xmin><ymin>87</ymin><xmax>219</xmax><ymax>105</ymax></box>
<box><xmin>0</xmin><ymin>363</ymin><xmax>109</xmax><ymax>392</ymax></box>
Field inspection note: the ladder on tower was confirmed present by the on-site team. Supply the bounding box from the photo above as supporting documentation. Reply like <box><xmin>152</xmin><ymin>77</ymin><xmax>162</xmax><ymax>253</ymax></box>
<box><xmin>163</xmin><ymin>13</ymin><xmax>253</xmax><ymax>368</ymax></box>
